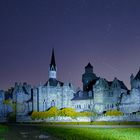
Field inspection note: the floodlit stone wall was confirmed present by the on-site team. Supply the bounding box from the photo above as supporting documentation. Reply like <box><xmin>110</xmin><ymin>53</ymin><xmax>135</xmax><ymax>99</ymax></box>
<box><xmin>33</xmin><ymin>83</ymin><xmax>75</xmax><ymax>112</ymax></box>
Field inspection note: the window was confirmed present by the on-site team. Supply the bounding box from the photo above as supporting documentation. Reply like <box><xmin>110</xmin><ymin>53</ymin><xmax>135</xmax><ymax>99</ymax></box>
<box><xmin>112</xmin><ymin>104</ymin><xmax>114</xmax><ymax>108</ymax></box>
<box><xmin>43</xmin><ymin>100</ymin><xmax>46</xmax><ymax>111</ymax></box>
<box><xmin>51</xmin><ymin>100</ymin><xmax>55</xmax><ymax>107</ymax></box>
<box><xmin>84</xmin><ymin>104</ymin><xmax>86</xmax><ymax>108</ymax></box>
<box><xmin>88</xmin><ymin>91</ymin><xmax>92</xmax><ymax>97</ymax></box>
<box><xmin>110</xmin><ymin>92</ymin><xmax>113</xmax><ymax>96</ymax></box>
<box><xmin>79</xmin><ymin>91</ymin><xmax>83</xmax><ymax>97</ymax></box>
<box><xmin>107</xmin><ymin>104</ymin><xmax>110</xmax><ymax>109</ymax></box>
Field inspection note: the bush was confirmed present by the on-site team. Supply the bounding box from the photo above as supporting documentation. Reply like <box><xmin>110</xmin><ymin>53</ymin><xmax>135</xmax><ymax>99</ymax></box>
<box><xmin>3</xmin><ymin>99</ymin><xmax>16</xmax><ymax>111</ymax></box>
<box><xmin>31</xmin><ymin>107</ymin><xmax>58</xmax><ymax>119</ymax></box>
<box><xmin>59</xmin><ymin>108</ymin><xmax>77</xmax><ymax>117</ymax></box>
<box><xmin>31</xmin><ymin>107</ymin><xmax>94</xmax><ymax>119</ymax></box>
<box><xmin>105</xmin><ymin>110</ymin><xmax>123</xmax><ymax>116</ymax></box>
<box><xmin>45</xmin><ymin>107</ymin><xmax>58</xmax><ymax>118</ymax></box>
<box><xmin>77</xmin><ymin>111</ymin><xmax>96</xmax><ymax>117</ymax></box>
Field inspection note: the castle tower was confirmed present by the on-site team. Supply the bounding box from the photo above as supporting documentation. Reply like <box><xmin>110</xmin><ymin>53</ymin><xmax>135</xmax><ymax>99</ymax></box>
<box><xmin>49</xmin><ymin>49</ymin><xmax>57</xmax><ymax>79</ymax></box>
<box><xmin>82</xmin><ymin>63</ymin><xmax>98</xmax><ymax>92</ymax></box>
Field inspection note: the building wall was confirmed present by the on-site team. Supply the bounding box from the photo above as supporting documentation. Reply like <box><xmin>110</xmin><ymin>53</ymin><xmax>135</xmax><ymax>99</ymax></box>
<box><xmin>0</xmin><ymin>90</ymin><xmax>5</xmax><ymax>117</ymax></box>
<box><xmin>12</xmin><ymin>83</ymin><xmax>33</xmax><ymax>117</ymax></box>
<box><xmin>72</xmin><ymin>99</ymin><xmax>93</xmax><ymax>112</ymax></box>
<box><xmin>33</xmin><ymin>83</ymin><xmax>75</xmax><ymax>112</ymax></box>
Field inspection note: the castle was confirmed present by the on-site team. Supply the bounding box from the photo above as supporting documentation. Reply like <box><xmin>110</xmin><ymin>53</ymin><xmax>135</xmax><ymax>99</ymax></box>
<box><xmin>0</xmin><ymin>49</ymin><xmax>140</xmax><ymax>121</ymax></box>
<box><xmin>72</xmin><ymin>63</ymin><xmax>140</xmax><ymax>114</ymax></box>
<box><xmin>32</xmin><ymin>49</ymin><xmax>74</xmax><ymax>112</ymax></box>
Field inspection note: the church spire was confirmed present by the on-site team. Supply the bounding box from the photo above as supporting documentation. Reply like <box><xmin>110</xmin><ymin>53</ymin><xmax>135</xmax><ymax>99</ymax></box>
<box><xmin>50</xmin><ymin>48</ymin><xmax>56</xmax><ymax>71</ymax></box>
<box><xmin>49</xmin><ymin>49</ymin><xmax>57</xmax><ymax>79</ymax></box>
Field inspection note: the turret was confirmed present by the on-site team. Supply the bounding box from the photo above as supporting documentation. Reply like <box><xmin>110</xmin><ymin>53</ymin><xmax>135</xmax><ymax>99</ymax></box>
<box><xmin>82</xmin><ymin>62</ymin><xmax>98</xmax><ymax>92</ymax></box>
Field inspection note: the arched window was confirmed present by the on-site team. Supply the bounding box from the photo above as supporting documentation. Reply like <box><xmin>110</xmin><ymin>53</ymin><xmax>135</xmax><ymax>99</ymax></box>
<box><xmin>88</xmin><ymin>91</ymin><xmax>92</xmax><ymax>97</ymax></box>
<box><xmin>112</xmin><ymin>104</ymin><xmax>114</xmax><ymax>108</ymax></box>
<box><xmin>43</xmin><ymin>100</ymin><xmax>46</xmax><ymax>111</ymax></box>
<box><xmin>51</xmin><ymin>100</ymin><xmax>55</xmax><ymax>107</ymax></box>
<box><xmin>107</xmin><ymin>104</ymin><xmax>109</xmax><ymax>109</ymax></box>
<box><xmin>79</xmin><ymin>91</ymin><xmax>83</xmax><ymax>97</ymax></box>
<box><xmin>84</xmin><ymin>104</ymin><xmax>86</xmax><ymax>109</ymax></box>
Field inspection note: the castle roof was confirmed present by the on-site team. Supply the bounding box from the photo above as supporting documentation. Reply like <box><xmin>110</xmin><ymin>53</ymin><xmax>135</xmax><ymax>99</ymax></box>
<box><xmin>108</xmin><ymin>79</ymin><xmax>128</xmax><ymax>90</ymax></box>
<box><xmin>45</xmin><ymin>78</ymin><xmax>63</xmax><ymax>87</ymax></box>
<box><xmin>135</xmin><ymin>69</ymin><xmax>140</xmax><ymax>80</ymax></box>
<box><xmin>118</xmin><ymin>80</ymin><xmax>128</xmax><ymax>90</ymax></box>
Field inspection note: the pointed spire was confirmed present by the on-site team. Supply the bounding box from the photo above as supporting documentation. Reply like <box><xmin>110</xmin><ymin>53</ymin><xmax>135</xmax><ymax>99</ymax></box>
<box><xmin>50</xmin><ymin>48</ymin><xmax>56</xmax><ymax>71</ymax></box>
<box><xmin>49</xmin><ymin>49</ymin><xmax>57</xmax><ymax>79</ymax></box>
<box><xmin>85</xmin><ymin>62</ymin><xmax>93</xmax><ymax>69</ymax></box>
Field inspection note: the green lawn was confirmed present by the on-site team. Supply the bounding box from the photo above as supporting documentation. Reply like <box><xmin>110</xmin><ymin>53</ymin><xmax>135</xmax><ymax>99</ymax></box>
<box><xmin>0</xmin><ymin>125</ymin><xmax>8</xmax><ymax>140</ymax></box>
<box><xmin>42</xmin><ymin>126</ymin><xmax>140</xmax><ymax>140</ymax></box>
<box><xmin>41</xmin><ymin>121</ymin><xmax>140</xmax><ymax>125</ymax></box>
<box><xmin>0</xmin><ymin>125</ymin><xmax>8</xmax><ymax>133</ymax></box>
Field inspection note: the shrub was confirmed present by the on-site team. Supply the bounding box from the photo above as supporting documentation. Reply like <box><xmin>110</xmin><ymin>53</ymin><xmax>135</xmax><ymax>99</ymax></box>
<box><xmin>105</xmin><ymin>110</ymin><xmax>123</xmax><ymax>116</ymax></box>
<box><xmin>3</xmin><ymin>99</ymin><xmax>16</xmax><ymax>111</ymax></box>
<box><xmin>3</xmin><ymin>99</ymin><xmax>11</xmax><ymax>104</ymax></box>
<box><xmin>31</xmin><ymin>107</ymin><xmax>58</xmax><ymax>119</ymax></box>
<box><xmin>31</xmin><ymin>112</ymin><xmax>40</xmax><ymax>120</ymax></box>
<box><xmin>59</xmin><ymin>108</ymin><xmax>77</xmax><ymax>117</ymax></box>
<box><xmin>77</xmin><ymin>111</ymin><xmax>96</xmax><ymax>117</ymax></box>
<box><xmin>31</xmin><ymin>107</ymin><xmax>95</xmax><ymax>119</ymax></box>
<box><xmin>45</xmin><ymin>107</ymin><xmax>58</xmax><ymax>118</ymax></box>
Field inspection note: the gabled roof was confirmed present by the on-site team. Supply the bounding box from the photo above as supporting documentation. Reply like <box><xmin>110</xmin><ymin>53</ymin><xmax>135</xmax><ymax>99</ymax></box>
<box><xmin>118</xmin><ymin>80</ymin><xmax>128</xmax><ymax>90</ymax></box>
<box><xmin>100</xmin><ymin>78</ymin><xmax>128</xmax><ymax>90</ymax></box>
<box><xmin>45</xmin><ymin>78</ymin><xmax>63</xmax><ymax>87</ymax></box>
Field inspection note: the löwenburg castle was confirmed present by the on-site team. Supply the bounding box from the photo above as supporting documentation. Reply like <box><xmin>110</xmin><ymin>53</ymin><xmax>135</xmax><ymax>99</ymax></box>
<box><xmin>0</xmin><ymin>49</ymin><xmax>140</xmax><ymax>121</ymax></box>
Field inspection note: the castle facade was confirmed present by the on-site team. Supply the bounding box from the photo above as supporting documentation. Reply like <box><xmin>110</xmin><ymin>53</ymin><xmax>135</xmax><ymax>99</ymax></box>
<box><xmin>32</xmin><ymin>50</ymin><xmax>74</xmax><ymax>112</ymax></box>
<box><xmin>0</xmin><ymin>50</ymin><xmax>140</xmax><ymax>121</ymax></box>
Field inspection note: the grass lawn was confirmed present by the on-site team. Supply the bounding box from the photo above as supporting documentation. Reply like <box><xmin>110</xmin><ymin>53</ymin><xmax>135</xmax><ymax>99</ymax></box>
<box><xmin>0</xmin><ymin>125</ymin><xmax>8</xmax><ymax>140</ymax></box>
<box><xmin>0</xmin><ymin>125</ymin><xmax>8</xmax><ymax>133</ymax></box>
<box><xmin>42</xmin><ymin>125</ymin><xmax>140</xmax><ymax>140</ymax></box>
<box><xmin>41</xmin><ymin>121</ymin><xmax>140</xmax><ymax>125</ymax></box>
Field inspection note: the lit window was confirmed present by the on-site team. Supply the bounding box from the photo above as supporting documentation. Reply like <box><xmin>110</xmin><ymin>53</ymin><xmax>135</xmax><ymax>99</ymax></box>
<box><xmin>51</xmin><ymin>100</ymin><xmax>55</xmax><ymax>107</ymax></box>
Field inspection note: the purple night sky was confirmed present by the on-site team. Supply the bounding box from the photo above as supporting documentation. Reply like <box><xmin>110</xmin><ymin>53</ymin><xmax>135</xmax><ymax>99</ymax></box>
<box><xmin>0</xmin><ymin>0</ymin><xmax>140</xmax><ymax>90</ymax></box>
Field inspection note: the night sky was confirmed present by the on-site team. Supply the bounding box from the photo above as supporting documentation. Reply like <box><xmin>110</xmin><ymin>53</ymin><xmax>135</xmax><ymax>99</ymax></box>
<box><xmin>0</xmin><ymin>0</ymin><xmax>140</xmax><ymax>90</ymax></box>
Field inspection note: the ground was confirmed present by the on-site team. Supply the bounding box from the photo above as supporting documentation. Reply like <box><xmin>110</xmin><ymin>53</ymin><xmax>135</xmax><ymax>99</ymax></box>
<box><xmin>0</xmin><ymin>123</ymin><xmax>140</xmax><ymax>140</ymax></box>
<box><xmin>0</xmin><ymin>124</ymin><xmax>58</xmax><ymax>140</ymax></box>
<box><xmin>42</xmin><ymin>124</ymin><xmax>140</xmax><ymax>140</ymax></box>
